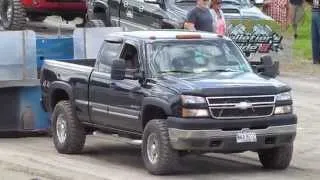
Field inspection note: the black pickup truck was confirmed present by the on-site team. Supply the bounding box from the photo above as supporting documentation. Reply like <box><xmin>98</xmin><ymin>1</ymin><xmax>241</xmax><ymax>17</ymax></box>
<box><xmin>86</xmin><ymin>0</ymin><xmax>272</xmax><ymax>30</ymax></box>
<box><xmin>40</xmin><ymin>30</ymin><xmax>297</xmax><ymax>175</ymax></box>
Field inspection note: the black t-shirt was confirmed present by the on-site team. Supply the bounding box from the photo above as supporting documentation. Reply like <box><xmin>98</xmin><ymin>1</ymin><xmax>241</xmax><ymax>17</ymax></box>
<box><xmin>186</xmin><ymin>7</ymin><xmax>213</xmax><ymax>32</ymax></box>
<box><xmin>289</xmin><ymin>0</ymin><xmax>303</xmax><ymax>5</ymax></box>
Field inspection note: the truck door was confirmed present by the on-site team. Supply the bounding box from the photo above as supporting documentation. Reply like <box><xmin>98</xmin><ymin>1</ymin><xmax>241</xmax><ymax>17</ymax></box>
<box><xmin>134</xmin><ymin>0</ymin><xmax>166</xmax><ymax>29</ymax></box>
<box><xmin>89</xmin><ymin>41</ymin><xmax>122</xmax><ymax>126</ymax></box>
<box><xmin>119</xmin><ymin>0</ymin><xmax>165</xmax><ymax>30</ymax></box>
<box><xmin>106</xmin><ymin>41</ymin><xmax>144</xmax><ymax>132</ymax></box>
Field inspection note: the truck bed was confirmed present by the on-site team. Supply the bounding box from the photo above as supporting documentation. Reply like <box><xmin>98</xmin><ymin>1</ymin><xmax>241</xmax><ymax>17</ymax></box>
<box><xmin>51</xmin><ymin>59</ymin><xmax>96</xmax><ymax>67</ymax></box>
<box><xmin>41</xmin><ymin>59</ymin><xmax>96</xmax><ymax>84</ymax></box>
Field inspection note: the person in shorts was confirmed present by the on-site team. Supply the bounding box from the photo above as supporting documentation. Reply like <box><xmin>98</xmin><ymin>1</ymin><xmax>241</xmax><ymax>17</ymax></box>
<box><xmin>262</xmin><ymin>0</ymin><xmax>291</xmax><ymax>30</ymax></box>
<box><xmin>290</xmin><ymin>0</ymin><xmax>304</xmax><ymax>39</ymax></box>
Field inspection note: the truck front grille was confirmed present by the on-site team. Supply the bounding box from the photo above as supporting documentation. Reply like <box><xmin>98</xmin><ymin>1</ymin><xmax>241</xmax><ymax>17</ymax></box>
<box><xmin>206</xmin><ymin>95</ymin><xmax>275</xmax><ymax>119</ymax></box>
<box><xmin>222</xmin><ymin>8</ymin><xmax>240</xmax><ymax>14</ymax></box>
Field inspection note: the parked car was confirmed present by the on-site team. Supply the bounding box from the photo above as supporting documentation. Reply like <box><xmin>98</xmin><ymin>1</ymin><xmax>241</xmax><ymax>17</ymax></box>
<box><xmin>86</xmin><ymin>0</ymin><xmax>272</xmax><ymax>30</ymax></box>
<box><xmin>0</xmin><ymin>0</ymin><xmax>87</xmax><ymax>30</ymax></box>
<box><xmin>40</xmin><ymin>30</ymin><xmax>297</xmax><ymax>175</ymax></box>
<box><xmin>221</xmin><ymin>0</ymin><xmax>271</xmax><ymax>20</ymax></box>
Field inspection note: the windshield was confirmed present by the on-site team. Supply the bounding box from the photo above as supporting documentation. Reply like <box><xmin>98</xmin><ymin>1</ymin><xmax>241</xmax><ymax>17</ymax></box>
<box><xmin>147</xmin><ymin>39</ymin><xmax>252</xmax><ymax>75</ymax></box>
<box><xmin>175</xmin><ymin>0</ymin><xmax>250</xmax><ymax>5</ymax></box>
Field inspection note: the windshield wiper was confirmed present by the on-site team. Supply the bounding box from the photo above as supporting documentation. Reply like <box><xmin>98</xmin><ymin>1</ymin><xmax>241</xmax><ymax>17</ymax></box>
<box><xmin>159</xmin><ymin>70</ymin><xmax>194</xmax><ymax>74</ymax></box>
<box><xmin>201</xmin><ymin>69</ymin><xmax>239</xmax><ymax>72</ymax></box>
<box><xmin>175</xmin><ymin>0</ymin><xmax>195</xmax><ymax>3</ymax></box>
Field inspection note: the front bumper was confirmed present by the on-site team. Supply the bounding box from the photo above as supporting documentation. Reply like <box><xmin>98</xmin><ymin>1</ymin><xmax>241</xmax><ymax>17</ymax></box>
<box><xmin>167</xmin><ymin>114</ymin><xmax>297</xmax><ymax>153</ymax></box>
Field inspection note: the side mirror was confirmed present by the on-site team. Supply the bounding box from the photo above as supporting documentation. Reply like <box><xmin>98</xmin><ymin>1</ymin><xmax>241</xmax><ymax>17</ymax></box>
<box><xmin>111</xmin><ymin>60</ymin><xmax>126</xmax><ymax>80</ymax></box>
<box><xmin>251</xmin><ymin>55</ymin><xmax>279</xmax><ymax>78</ymax></box>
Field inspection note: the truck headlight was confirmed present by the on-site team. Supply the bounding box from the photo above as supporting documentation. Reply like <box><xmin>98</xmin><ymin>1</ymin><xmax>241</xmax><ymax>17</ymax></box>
<box><xmin>182</xmin><ymin>108</ymin><xmax>209</xmax><ymax>117</ymax></box>
<box><xmin>274</xmin><ymin>105</ymin><xmax>292</xmax><ymax>114</ymax></box>
<box><xmin>276</xmin><ymin>92</ymin><xmax>292</xmax><ymax>101</ymax></box>
<box><xmin>181</xmin><ymin>95</ymin><xmax>206</xmax><ymax>104</ymax></box>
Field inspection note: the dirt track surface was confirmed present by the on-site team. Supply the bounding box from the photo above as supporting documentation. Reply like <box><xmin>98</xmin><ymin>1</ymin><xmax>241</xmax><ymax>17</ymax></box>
<box><xmin>0</xmin><ymin>74</ymin><xmax>319</xmax><ymax>180</ymax></box>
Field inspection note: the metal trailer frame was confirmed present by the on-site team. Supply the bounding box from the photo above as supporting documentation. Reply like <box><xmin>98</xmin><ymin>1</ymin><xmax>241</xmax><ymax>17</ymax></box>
<box><xmin>0</xmin><ymin>27</ymin><xmax>122</xmax><ymax>134</ymax></box>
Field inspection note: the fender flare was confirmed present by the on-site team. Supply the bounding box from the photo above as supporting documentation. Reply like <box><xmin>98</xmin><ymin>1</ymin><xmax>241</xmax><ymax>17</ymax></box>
<box><xmin>92</xmin><ymin>1</ymin><xmax>111</xmax><ymax>26</ymax></box>
<box><xmin>48</xmin><ymin>81</ymin><xmax>74</xmax><ymax>112</ymax></box>
<box><xmin>142</xmin><ymin>97</ymin><xmax>173</xmax><ymax>116</ymax></box>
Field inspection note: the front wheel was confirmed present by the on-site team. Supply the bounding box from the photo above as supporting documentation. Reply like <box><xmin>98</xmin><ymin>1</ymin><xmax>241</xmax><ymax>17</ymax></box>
<box><xmin>52</xmin><ymin>101</ymin><xmax>86</xmax><ymax>154</ymax></box>
<box><xmin>142</xmin><ymin>119</ymin><xmax>179</xmax><ymax>175</ymax></box>
<box><xmin>258</xmin><ymin>143</ymin><xmax>293</xmax><ymax>170</ymax></box>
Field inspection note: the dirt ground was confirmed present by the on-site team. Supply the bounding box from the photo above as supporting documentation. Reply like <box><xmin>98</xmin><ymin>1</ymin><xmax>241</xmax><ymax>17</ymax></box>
<box><xmin>0</xmin><ymin>70</ymin><xmax>319</xmax><ymax>180</ymax></box>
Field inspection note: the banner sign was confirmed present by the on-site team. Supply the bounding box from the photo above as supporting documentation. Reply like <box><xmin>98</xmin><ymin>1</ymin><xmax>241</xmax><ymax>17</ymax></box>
<box><xmin>227</xmin><ymin>24</ymin><xmax>283</xmax><ymax>56</ymax></box>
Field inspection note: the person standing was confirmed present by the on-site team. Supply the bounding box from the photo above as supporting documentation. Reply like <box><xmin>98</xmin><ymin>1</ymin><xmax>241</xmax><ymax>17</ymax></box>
<box><xmin>306</xmin><ymin>0</ymin><xmax>320</xmax><ymax>64</ymax></box>
<box><xmin>290</xmin><ymin>0</ymin><xmax>304</xmax><ymax>39</ymax></box>
<box><xmin>210</xmin><ymin>0</ymin><xmax>227</xmax><ymax>35</ymax></box>
<box><xmin>184</xmin><ymin>0</ymin><xmax>213</xmax><ymax>32</ymax></box>
<box><xmin>262</xmin><ymin>0</ymin><xmax>291</xmax><ymax>30</ymax></box>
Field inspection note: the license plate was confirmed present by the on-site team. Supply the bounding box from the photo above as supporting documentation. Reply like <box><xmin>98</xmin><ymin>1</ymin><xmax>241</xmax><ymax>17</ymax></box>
<box><xmin>236</xmin><ymin>129</ymin><xmax>257</xmax><ymax>143</ymax></box>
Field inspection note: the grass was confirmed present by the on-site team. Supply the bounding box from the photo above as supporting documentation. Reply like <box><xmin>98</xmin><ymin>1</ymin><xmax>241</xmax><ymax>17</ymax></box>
<box><xmin>227</xmin><ymin>7</ymin><xmax>320</xmax><ymax>75</ymax></box>
<box><xmin>291</xmin><ymin>6</ymin><xmax>313</xmax><ymax>62</ymax></box>
<box><xmin>228</xmin><ymin>6</ymin><xmax>313</xmax><ymax>63</ymax></box>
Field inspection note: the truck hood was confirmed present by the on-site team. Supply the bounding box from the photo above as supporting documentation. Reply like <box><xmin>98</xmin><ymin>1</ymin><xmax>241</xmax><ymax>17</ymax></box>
<box><xmin>221</xmin><ymin>4</ymin><xmax>273</xmax><ymax>20</ymax></box>
<box><xmin>155</xmin><ymin>72</ymin><xmax>290</xmax><ymax>96</ymax></box>
<box><xmin>172</xmin><ymin>3</ymin><xmax>272</xmax><ymax>21</ymax></box>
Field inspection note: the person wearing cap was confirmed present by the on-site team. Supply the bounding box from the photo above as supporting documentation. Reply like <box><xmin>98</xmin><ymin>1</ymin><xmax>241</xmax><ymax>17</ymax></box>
<box><xmin>306</xmin><ymin>0</ymin><xmax>320</xmax><ymax>64</ymax></box>
<box><xmin>184</xmin><ymin>0</ymin><xmax>213</xmax><ymax>32</ymax></box>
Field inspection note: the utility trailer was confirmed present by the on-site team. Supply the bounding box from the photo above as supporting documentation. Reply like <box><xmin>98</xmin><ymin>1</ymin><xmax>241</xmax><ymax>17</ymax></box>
<box><xmin>0</xmin><ymin>27</ymin><xmax>122</xmax><ymax>135</ymax></box>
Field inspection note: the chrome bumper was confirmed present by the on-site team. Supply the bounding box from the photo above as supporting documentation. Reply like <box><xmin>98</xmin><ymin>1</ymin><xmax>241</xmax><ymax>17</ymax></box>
<box><xmin>168</xmin><ymin>124</ymin><xmax>297</xmax><ymax>152</ymax></box>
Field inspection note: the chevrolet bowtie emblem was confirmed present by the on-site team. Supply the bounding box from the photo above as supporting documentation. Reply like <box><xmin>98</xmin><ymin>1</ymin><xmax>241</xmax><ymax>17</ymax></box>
<box><xmin>235</xmin><ymin>102</ymin><xmax>253</xmax><ymax>110</ymax></box>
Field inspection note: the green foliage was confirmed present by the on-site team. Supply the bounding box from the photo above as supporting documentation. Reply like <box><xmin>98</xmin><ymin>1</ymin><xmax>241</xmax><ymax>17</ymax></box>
<box><xmin>292</xmin><ymin>6</ymin><xmax>312</xmax><ymax>61</ymax></box>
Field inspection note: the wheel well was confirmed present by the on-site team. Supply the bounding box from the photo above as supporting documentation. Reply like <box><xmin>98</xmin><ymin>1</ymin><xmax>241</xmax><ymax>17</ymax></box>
<box><xmin>51</xmin><ymin>89</ymin><xmax>69</xmax><ymax>111</ymax></box>
<box><xmin>142</xmin><ymin>105</ymin><xmax>167</xmax><ymax>129</ymax></box>
<box><xmin>94</xmin><ymin>6</ymin><xmax>106</xmax><ymax>14</ymax></box>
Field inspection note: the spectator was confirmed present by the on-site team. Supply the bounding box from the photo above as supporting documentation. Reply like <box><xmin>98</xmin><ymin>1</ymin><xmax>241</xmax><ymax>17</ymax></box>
<box><xmin>262</xmin><ymin>0</ymin><xmax>291</xmax><ymax>30</ymax></box>
<box><xmin>184</xmin><ymin>0</ymin><xmax>213</xmax><ymax>32</ymax></box>
<box><xmin>210</xmin><ymin>0</ymin><xmax>227</xmax><ymax>35</ymax></box>
<box><xmin>305</xmin><ymin>0</ymin><xmax>320</xmax><ymax>64</ymax></box>
<box><xmin>289</xmin><ymin>0</ymin><xmax>304</xmax><ymax>39</ymax></box>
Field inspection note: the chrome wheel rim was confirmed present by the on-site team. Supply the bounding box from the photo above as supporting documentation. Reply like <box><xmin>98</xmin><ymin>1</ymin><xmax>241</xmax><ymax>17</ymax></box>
<box><xmin>147</xmin><ymin>133</ymin><xmax>159</xmax><ymax>164</ymax></box>
<box><xmin>56</xmin><ymin>114</ymin><xmax>67</xmax><ymax>143</ymax></box>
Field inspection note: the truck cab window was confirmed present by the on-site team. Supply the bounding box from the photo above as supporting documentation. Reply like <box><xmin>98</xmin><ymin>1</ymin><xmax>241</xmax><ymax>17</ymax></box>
<box><xmin>120</xmin><ymin>43</ymin><xmax>139</xmax><ymax>71</ymax></box>
<box><xmin>98</xmin><ymin>42</ymin><xmax>122</xmax><ymax>72</ymax></box>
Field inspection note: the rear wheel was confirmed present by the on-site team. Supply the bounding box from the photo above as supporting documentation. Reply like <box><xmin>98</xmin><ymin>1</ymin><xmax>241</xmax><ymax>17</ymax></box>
<box><xmin>258</xmin><ymin>143</ymin><xmax>293</xmax><ymax>170</ymax></box>
<box><xmin>52</xmin><ymin>101</ymin><xmax>86</xmax><ymax>154</ymax></box>
<box><xmin>0</xmin><ymin>0</ymin><xmax>26</xmax><ymax>30</ymax></box>
<box><xmin>94</xmin><ymin>11</ymin><xmax>111</xmax><ymax>27</ymax></box>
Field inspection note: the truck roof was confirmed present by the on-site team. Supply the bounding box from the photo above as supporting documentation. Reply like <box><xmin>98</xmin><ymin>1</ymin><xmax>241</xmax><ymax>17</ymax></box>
<box><xmin>105</xmin><ymin>30</ymin><xmax>231</xmax><ymax>41</ymax></box>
